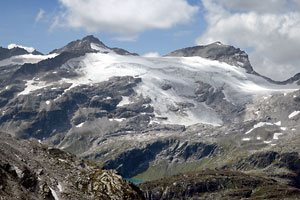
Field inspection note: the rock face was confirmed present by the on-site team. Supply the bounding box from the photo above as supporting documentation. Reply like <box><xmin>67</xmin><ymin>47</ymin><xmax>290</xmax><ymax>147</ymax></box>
<box><xmin>0</xmin><ymin>133</ymin><xmax>144</xmax><ymax>200</ymax></box>
<box><xmin>139</xmin><ymin>170</ymin><xmax>300</xmax><ymax>200</ymax></box>
<box><xmin>165</xmin><ymin>42</ymin><xmax>254</xmax><ymax>73</ymax></box>
<box><xmin>50</xmin><ymin>35</ymin><xmax>138</xmax><ymax>56</ymax></box>
<box><xmin>0</xmin><ymin>46</ymin><xmax>42</xmax><ymax>61</ymax></box>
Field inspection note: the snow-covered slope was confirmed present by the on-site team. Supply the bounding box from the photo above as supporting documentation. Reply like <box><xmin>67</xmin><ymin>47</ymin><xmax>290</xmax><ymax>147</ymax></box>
<box><xmin>0</xmin><ymin>53</ymin><xmax>58</xmax><ymax>67</ymax></box>
<box><xmin>7</xmin><ymin>44</ymin><xmax>35</xmax><ymax>53</ymax></box>
<box><xmin>19</xmin><ymin>50</ymin><xmax>298</xmax><ymax>126</ymax></box>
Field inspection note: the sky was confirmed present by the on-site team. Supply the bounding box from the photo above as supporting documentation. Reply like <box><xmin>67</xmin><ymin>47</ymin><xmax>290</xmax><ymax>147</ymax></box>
<box><xmin>1</xmin><ymin>0</ymin><xmax>300</xmax><ymax>81</ymax></box>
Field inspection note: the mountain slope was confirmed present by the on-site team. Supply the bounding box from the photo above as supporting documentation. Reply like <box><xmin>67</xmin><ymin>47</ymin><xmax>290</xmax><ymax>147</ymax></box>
<box><xmin>139</xmin><ymin>170</ymin><xmax>300</xmax><ymax>200</ymax></box>
<box><xmin>0</xmin><ymin>35</ymin><xmax>300</xmax><ymax>184</ymax></box>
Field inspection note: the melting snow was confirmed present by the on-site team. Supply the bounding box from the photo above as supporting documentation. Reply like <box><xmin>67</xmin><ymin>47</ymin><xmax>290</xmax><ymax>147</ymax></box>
<box><xmin>8</xmin><ymin>43</ymin><xmax>35</xmax><ymax>53</ymax></box>
<box><xmin>0</xmin><ymin>53</ymin><xmax>58</xmax><ymax>67</ymax></box>
<box><xmin>264</xmin><ymin>141</ymin><xmax>272</xmax><ymax>144</ymax></box>
<box><xmin>274</xmin><ymin>121</ymin><xmax>281</xmax><ymax>126</ymax></box>
<box><xmin>245</xmin><ymin>122</ymin><xmax>274</xmax><ymax>134</ymax></box>
<box><xmin>256</xmin><ymin>136</ymin><xmax>261</xmax><ymax>140</ymax></box>
<box><xmin>273</xmin><ymin>133</ymin><xmax>283</xmax><ymax>140</ymax></box>
<box><xmin>242</xmin><ymin>138</ymin><xmax>251</xmax><ymax>141</ymax></box>
<box><xmin>57</xmin><ymin>183</ymin><xmax>63</xmax><ymax>192</ymax></box>
<box><xmin>46</xmin><ymin>101</ymin><xmax>51</xmax><ymax>105</ymax></box>
<box><xmin>280</xmin><ymin>127</ymin><xmax>287</xmax><ymax>131</ymax></box>
<box><xmin>90</xmin><ymin>43</ymin><xmax>113</xmax><ymax>53</ymax></box>
<box><xmin>117</xmin><ymin>96</ymin><xmax>131</xmax><ymax>107</ymax></box>
<box><xmin>109</xmin><ymin>118</ymin><xmax>126</xmax><ymax>122</ymax></box>
<box><xmin>76</xmin><ymin>122</ymin><xmax>84</xmax><ymax>128</ymax></box>
<box><xmin>288</xmin><ymin>111</ymin><xmax>300</xmax><ymax>119</ymax></box>
<box><xmin>18</xmin><ymin>80</ymin><xmax>49</xmax><ymax>96</ymax></box>
<box><xmin>50</xmin><ymin>187</ymin><xmax>60</xmax><ymax>200</ymax></box>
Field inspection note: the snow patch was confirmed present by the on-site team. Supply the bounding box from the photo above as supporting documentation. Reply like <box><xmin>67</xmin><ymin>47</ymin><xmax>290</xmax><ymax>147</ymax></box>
<box><xmin>242</xmin><ymin>138</ymin><xmax>251</xmax><ymax>141</ymax></box>
<box><xmin>46</xmin><ymin>100</ymin><xmax>51</xmax><ymax>105</ymax></box>
<box><xmin>280</xmin><ymin>127</ymin><xmax>287</xmax><ymax>131</ymax></box>
<box><xmin>289</xmin><ymin>111</ymin><xmax>300</xmax><ymax>119</ymax></box>
<box><xmin>90</xmin><ymin>43</ymin><xmax>113</xmax><ymax>53</ymax></box>
<box><xmin>245</xmin><ymin>122</ymin><xmax>274</xmax><ymax>134</ymax></box>
<box><xmin>264</xmin><ymin>141</ymin><xmax>272</xmax><ymax>144</ymax></box>
<box><xmin>8</xmin><ymin>43</ymin><xmax>35</xmax><ymax>53</ymax></box>
<box><xmin>0</xmin><ymin>53</ymin><xmax>58</xmax><ymax>67</ymax></box>
<box><xmin>18</xmin><ymin>80</ymin><xmax>49</xmax><ymax>96</ymax></box>
<box><xmin>117</xmin><ymin>96</ymin><xmax>131</xmax><ymax>107</ymax></box>
<box><xmin>273</xmin><ymin>133</ymin><xmax>283</xmax><ymax>140</ymax></box>
<box><xmin>57</xmin><ymin>183</ymin><xmax>63</xmax><ymax>192</ymax></box>
<box><xmin>274</xmin><ymin>121</ymin><xmax>281</xmax><ymax>126</ymax></box>
<box><xmin>76</xmin><ymin>122</ymin><xmax>84</xmax><ymax>128</ymax></box>
<box><xmin>50</xmin><ymin>187</ymin><xmax>60</xmax><ymax>200</ymax></box>
<box><xmin>256</xmin><ymin>136</ymin><xmax>261</xmax><ymax>140</ymax></box>
<box><xmin>109</xmin><ymin>118</ymin><xmax>126</xmax><ymax>122</ymax></box>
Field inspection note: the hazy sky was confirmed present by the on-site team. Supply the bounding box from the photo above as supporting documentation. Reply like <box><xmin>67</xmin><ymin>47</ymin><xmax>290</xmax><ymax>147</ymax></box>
<box><xmin>1</xmin><ymin>0</ymin><xmax>300</xmax><ymax>81</ymax></box>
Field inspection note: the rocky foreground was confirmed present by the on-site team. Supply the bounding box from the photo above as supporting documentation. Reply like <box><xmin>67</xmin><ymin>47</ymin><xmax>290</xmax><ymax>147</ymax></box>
<box><xmin>2</xmin><ymin>130</ymin><xmax>300</xmax><ymax>199</ymax></box>
<box><xmin>0</xmin><ymin>133</ymin><xmax>144</xmax><ymax>200</ymax></box>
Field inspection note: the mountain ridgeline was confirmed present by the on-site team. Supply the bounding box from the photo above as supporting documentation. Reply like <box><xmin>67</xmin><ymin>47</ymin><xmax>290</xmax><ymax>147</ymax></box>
<box><xmin>0</xmin><ymin>35</ymin><xmax>300</xmax><ymax>199</ymax></box>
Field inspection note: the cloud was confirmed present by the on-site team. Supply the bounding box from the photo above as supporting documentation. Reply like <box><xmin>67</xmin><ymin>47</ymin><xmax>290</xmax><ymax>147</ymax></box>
<box><xmin>49</xmin><ymin>16</ymin><xmax>60</xmax><ymax>32</ymax></box>
<box><xmin>143</xmin><ymin>52</ymin><xmax>160</xmax><ymax>57</ymax></box>
<box><xmin>53</xmin><ymin>0</ymin><xmax>198</xmax><ymax>37</ymax></box>
<box><xmin>35</xmin><ymin>9</ymin><xmax>45</xmax><ymax>23</ymax></box>
<box><xmin>196</xmin><ymin>0</ymin><xmax>300</xmax><ymax>81</ymax></box>
<box><xmin>219</xmin><ymin>0</ymin><xmax>300</xmax><ymax>13</ymax></box>
<box><xmin>218</xmin><ymin>0</ymin><xmax>288</xmax><ymax>13</ymax></box>
<box><xmin>113</xmin><ymin>35</ymin><xmax>138</xmax><ymax>42</ymax></box>
<box><xmin>173</xmin><ymin>30</ymin><xmax>192</xmax><ymax>38</ymax></box>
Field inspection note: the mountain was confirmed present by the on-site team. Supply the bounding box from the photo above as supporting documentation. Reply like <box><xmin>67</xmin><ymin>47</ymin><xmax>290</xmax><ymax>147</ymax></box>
<box><xmin>0</xmin><ymin>45</ymin><xmax>42</xmax><ymax>61</ymax></box>
<box><xmin>0</xmin><ymin>132</ymin><xmax>144</xmax><ymax>200</ymax></box>
<box><xmin>50</xmin><ymin>35</ymin><xmax>138</xmax><ymax>56</ymax></box>
<box><xmin>1</xmin><ymin>35</ymin><xmax>300</xmax><ymax>198</ymax></box>
<box><xmin>165</xmin><ymin>41</ymin><xmax>254</xmax><ymax>73</ymax></box>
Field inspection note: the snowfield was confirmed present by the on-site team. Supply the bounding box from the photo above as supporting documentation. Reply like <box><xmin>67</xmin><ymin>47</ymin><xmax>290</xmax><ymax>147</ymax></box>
<box><xmin>19</xmin><ymin>50</ymin><xmax>300</xmax><ymax>126</ymax></box>
<box><xmin>0</xmin><ymin>53</ymin><xmax>58</xmax><ymax>67</ymax></box>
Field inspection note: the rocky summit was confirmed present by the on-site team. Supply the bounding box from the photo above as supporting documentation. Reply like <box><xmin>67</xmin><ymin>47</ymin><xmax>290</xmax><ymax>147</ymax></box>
<box><xmin>1</xmin><ymin>35</ymin><xmax>300</xmax><ymax>199</ymax></box>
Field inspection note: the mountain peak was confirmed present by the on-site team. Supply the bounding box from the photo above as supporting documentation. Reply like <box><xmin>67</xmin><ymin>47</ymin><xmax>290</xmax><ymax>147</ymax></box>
<box><xmin>50</xmin><ymin>35</ymin><xmax>138</xmax><ymax>56</ymax></box>
<box><xmin>8</xmin><ymin>44</ymin><xmax>35</xmax><ymax>53</ymax></box>
<box><xmin>82</xmin><ymin>35</ymin><xmax>105</xmax><ymax>45</ymax></box>
<box><xmin>50</xmin><ymin>35</ymin><xmax>107</xmax><ymax>54</ymax></box>
<box><xmin>165</xmin><ymin>42</ymin><xmax>254</xmax><ymax>73</ymax></box>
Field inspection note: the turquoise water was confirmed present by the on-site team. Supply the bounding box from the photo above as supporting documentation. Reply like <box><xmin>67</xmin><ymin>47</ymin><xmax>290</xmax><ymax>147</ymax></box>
<box><xmin>125</xmin><ymin>178</ymin><xmax>148</xmax><ymax>184</ymax></box>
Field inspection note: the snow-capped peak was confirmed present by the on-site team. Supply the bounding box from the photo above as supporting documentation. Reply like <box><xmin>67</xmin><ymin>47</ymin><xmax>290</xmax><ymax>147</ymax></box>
<box><xmin>8</xmin><ymin>44</ymin><xmax>35</xmax><ymax>53</ymax></box>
